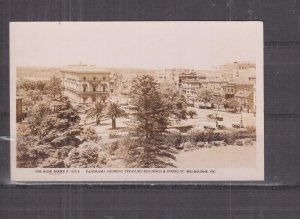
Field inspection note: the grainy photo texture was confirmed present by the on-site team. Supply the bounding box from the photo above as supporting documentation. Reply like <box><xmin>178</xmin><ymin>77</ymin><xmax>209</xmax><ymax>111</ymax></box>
<box><xmin>10</xmin><ymin>22</ymin><xmax>264</xmax><ymax>181</ymax></box>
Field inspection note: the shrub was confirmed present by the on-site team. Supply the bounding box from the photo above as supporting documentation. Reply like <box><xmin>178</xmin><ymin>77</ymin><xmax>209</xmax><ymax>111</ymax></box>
<box><xmin>28</xmin><ymin>90</ymin><xmax>43</xmax><ymax>102</ymax></box>
<box><xmin>244</xmin><ymin>138</ymin><xmax>253</xmax><ymax>146</ymax></box>
<box><xmin>204</xmin><ymin>142</ymin><xmax>212</xmax><ymax>148</ymax></box>
<box><xmin>29</xmin><ymin>145</ymin><xmax>52</xmax><ymax>166</ymax></box>
<box><xmin>196</xmin><ymin>142</ymin><xmax>205</xmax><ymax>148</ymax></box>
<box><xmin>187</xmin><ymin>129</ymin><xmax>206</xmax><ymax>143</ymax></box>
<box><xmin>81</xmin><ymin>127</ymin><xmax>100</xmax><ymax>142</ymax></box>
<box><xmin>118</xmin><ymin>136</ymin><xmax>177</xmax><ymax>168</ymax></box>
<box><xmin>109</xmin><ymin>133</ymin><xmax>122</xmax><ymax>139</ymax></box>
<box><xmin>187</xmin><ymin>110</ymin><xmax>197</xmax><ymax>118</ymax></box>
<box><xmin>30</xmin><ymin>101</ymin><xmax>51</xmax><ymax>129</ymax></box>
<box><xmin>165</xmin><ymin>132</ymin><xmax>182</xmax><ymax>148</ymax></box>
<box><xmin>104</xmin><ymin>141</ymin><xmax>119</xmax><ymax>155</ymax></box>
<box><xmin>65</xmin><ymin>144</ymin><xmax>105</xmax><ymax>168</ymax></box>
<box><xmin>41</xmin><ymin>157</ymin><xmax>65</xmax><ymax>168</ymax></box>
<box><xmin>219</xmin><ymin>130</ymin><xmax>237</xmax><ymax>144</ymax></box>
<box><xmin>182</xmin><ymin>142</ymin><xmax>195</xmax><ymax>151</ymax></box>
<box><xmin>165</xmin><ymin>128</ymin><xmax>181</xmax><ymax>134</ymax></box>
<box><xmin>235</xmin><ymin>139</ymin><xmax>244</xmax><ymax>146</ymax></box>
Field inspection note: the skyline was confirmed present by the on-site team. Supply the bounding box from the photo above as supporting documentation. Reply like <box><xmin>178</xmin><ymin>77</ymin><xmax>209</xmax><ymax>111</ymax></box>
<box><xmin>10</xmin><ymin>22</ymin><xmax>262</xmax><ymax>70</ymax></box>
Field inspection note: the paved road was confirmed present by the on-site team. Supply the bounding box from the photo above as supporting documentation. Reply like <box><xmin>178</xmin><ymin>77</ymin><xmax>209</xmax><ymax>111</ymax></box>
<box><xmin>180</xmin><ymin>107</ymin><xmax>256</xmax><ymax>129</ymax></box>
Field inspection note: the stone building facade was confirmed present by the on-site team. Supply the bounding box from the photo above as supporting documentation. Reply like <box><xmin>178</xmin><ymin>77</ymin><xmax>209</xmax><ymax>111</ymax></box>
<box><xmin>61</xmin><ymin>65</ymin><xmax>114</xmax><ymax>104</ymax></box>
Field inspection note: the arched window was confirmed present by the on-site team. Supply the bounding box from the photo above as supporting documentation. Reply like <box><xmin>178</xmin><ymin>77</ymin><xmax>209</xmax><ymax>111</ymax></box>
<box><xmin>102</xmin><ymin>84</ymin><xmax>107</xmax><ymax>92</ymax></box>
<box><xmin>82</xmin><ymin>84</ymin><xmax>88</xmax><ymax>92</ymax></box>
<box><xmin>82</xmin><ymin>97</ymin><xmax>88</xmax><ymax>103</ymax></box>
<box><xmin>92</xmin><ymin>84</ymin><xmax>98</xmax><ymax>92</ymax></box>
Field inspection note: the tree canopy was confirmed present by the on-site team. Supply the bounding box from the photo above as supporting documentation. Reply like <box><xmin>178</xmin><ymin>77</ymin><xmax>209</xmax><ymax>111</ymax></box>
<box><xmin>160</xmin><ymin>86</ymin><xmax>187</xmax><ymax>121</ymax></box>
<box><xmin>86</xmin><ymin>102</ymin><xmax>106</xmax><ymax>125</ymax></box>
<box><xmin>106</xmin><ymin>102</ymin><xmax>127</xmax><ymax>129</ymax></box>
<box><xmin>128</xmin><ymin>75</ymin><xmax>169</xmax><ymax>139</ymax></box>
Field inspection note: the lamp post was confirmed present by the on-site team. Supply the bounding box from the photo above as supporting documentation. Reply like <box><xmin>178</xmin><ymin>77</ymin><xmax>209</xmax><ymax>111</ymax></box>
<box><xmin>240</xmin><ymin>111</ymin><xmax>244</xmax><ymax>128</ymax></box>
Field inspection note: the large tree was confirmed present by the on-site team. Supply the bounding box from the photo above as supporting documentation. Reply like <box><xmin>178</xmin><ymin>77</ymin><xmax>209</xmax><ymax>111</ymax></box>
<box><xmin>160</xmin><ymin>86</ymin><xmax>187</xmax><ymax>121</ymax></box>
<box><xmin>46</xmin><ymin>76</ymin><xmax>62</xmax><ymax>99</ymax></box>
<box><xmin>106</xmin><ymin>102</ymin><xmax>127</xmax><ymax>129</ymax></box>
<box><xmin>120</xmin><ymin>136</ymin><xmax>177</xmax><ymax>168</ymax></box>
<box><xmin>224</xmin><ymin>98</ymin><xmax>240</xmax><ymax>112</ymax></box>
<box><xmin>197</xmin><ymin>89</ymin><xmax>212</xmax><ymax>106</ymax></box>
<box><xmin>212</xmin><ymin>95</ymin><xmax>225</xmax><ymax>110</ymax></box>
<box><xmin>86</xmin><ymin>102</ymin><xmax>106</xmax><ymax>125</ymax></box>
<box><xmin>128</xmin><ymin>75</ymin><xmax>169</xmax><ymax>139</ymax></box>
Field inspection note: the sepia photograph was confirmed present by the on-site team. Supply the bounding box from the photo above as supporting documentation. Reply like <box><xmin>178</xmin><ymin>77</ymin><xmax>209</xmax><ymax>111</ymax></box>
<box><xmin>10</xmin><ymin>22</ymin><xmax>264</xmax><ymax>181</ymax></box>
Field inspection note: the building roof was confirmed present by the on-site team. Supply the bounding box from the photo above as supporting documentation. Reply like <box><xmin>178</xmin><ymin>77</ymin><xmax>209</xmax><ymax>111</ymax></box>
<box><xmin>228</xmin><ymin>78</ymin><xmax>252</xmax><ymax>85</ymax></box>
<box><xmin>202</xmin><ymin>78</ymin><xmax>226</xmax><ymax>83</ymax></box>
<box><xmin>234</xmin><ymin>90</ymin><xmax>253</xmax><ymax>98</ymax></box>
<box><xmin>61</xmin><ymin>65</ymin><xmax>110</xmax><ymax>74</ymax></box>
<box><xmin>182</xmin><ymin>79</ymin><xmax>201</xmax><ymax>83</ymax></box>
<box><xmin>223</xmin><ymin>83</ymin><xmax>235</xmax><ymax>87</ymax></box>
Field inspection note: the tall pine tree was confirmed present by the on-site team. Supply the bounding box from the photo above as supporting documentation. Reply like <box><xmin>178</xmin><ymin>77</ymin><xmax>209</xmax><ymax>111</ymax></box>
<box><xmin>121</xmin><ymin>75</ymin><xmax>177</xmax><ymax>168</ymax></box>
<box><xmin>128</xmin><ymin>75</ymin><xmax>169</xmax><ymax>139</ymax></box>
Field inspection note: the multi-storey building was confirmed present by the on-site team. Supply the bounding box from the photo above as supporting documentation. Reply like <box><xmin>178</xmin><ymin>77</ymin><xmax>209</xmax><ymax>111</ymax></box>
<box><xmin>222</xmin><ymin>83</ymin><xmax>236</xmax><ymax>99</ymax></box>
<box><xmin>219</xmin><ymin>61</ymin><xmax>256</xmax><ymax>79</ymax></box>
<box><xmin>178</xmin><ymin>72</ymin><xmax>198</xmax><ymax>88</ymax></box>
<box><xmin>181</xmin><ymin>79</ymin><xmax>202</xmax><ymax>99</ymax></box>
<box><xmin>61</xmin><ymin>65</ymin><xmax>113</xmax><ymax>104</ymax></box>
<box><xmin>201</xmin><ymin>79</ymin><xmax>227</xmax><ymax>94</ymax></box>
<box><xmin>234</xmin><ymin>90</ymin><xmax>254</xmax><ymax>112</ymax></box>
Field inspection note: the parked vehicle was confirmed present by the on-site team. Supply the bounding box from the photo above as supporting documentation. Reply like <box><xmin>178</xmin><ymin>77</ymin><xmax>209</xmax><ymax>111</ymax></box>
<box><xmin>204</xmin><ymin>126</ymin><xmax>216</xmax><ymax>130</ymax></box>
<box><xmin>216</xmin><ymin>117</ymin><xmax>223</xmax><ymax>121</ymax></box>
<box><xmin>217</xmin><ymin>125</ymin><xmax>226</xmax><ymax>130</ymax></box>
<box><xmin>232</xmin><ymin>124</ymin><xmax>240</xmax><ymax>129</ymax></box>
<box><xmin>207</xmin><ymin>114</ymin><xmax>216</xmax><ymax>119</ymax></box>
<box><xmin>187</xmin><ymin>100</ymin><xmax>194</xmax><ymax>107</ymax></box>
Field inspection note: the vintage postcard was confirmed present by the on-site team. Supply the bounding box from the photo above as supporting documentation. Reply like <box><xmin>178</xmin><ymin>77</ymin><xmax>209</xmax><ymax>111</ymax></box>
<box><xmin>10</xmin><ymin>22</ymin><xmax>264</xmax><ymax>182</ymax></box>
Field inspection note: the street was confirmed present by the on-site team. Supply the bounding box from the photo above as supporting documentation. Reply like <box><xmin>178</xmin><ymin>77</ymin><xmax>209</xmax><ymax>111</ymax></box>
<box><xmin>178</xmin><ymin>106</ymin><xmax>256</xmax><ymax>129</ymax></box>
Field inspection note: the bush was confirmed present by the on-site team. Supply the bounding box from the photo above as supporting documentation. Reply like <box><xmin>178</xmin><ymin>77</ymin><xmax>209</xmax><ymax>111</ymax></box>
<box><xmin>28</xmin><ymin>90</ymin><xmax>43</xmax><ymax>102</ymax></box>
<box><xmin>244</xmin><ymin>138</ymin><xmax>253</xmax><ymax>146</ymax></box>
<box><xmin>219</xmin><ymin>130</ymin><xmax>237</xmax><ymax>145</ymax></box>
<box><xmin>187</xmin><ymin>129</ymin><xmax>206</xmax><ymax>143</ymax></box>
<box><xmin>182</xmin><ymin>142</ymin><xmax>196</xmax><ymax>151</ymax></box>
<box><xmin>165</xmin><ymin>128</ymin><xmax>181</xmax><ymax>134</ymax></box>
<box><xmin>103</xmin><ymin>141</ymin><xmax>119</xmax><ymax>155</ymax></box>
<box><xmin>219</xmin><ymin>127</ymin><xmax>256</xmax><ymax>145</ymax></box>
<box><xmin>117</xmin><ymin>136</ymin><xmax>177</xmax><ymax>168</ymax></box>
<box><xmin>41</xmin><ymin>157</ymin><xmax>65</xmax><ymax>168</ymax></box>
<box><xmin>212</xmin><ymin>141</ymin><xmax>226</xmax><ymax>147</ymax></box>
<box><xmin>165</xmin><ymin>132</ymin><xmax>182</xmax><ymax>148</ymax></box>
<box><xmin>196</xmin><ymin>142</ymin><xmax>205</xmax><ymax>148</ymax></box>
<box><xmin>29</xmin><ymin>145</ymin><xmax>52</xmax><ymax>166</ymax></box>
<box><xmin>235</xmin><ymin>139</ymin><xmax>244</xmax><ymax>146</ymax></box>
<box><xmin>30</xmin><ymin>101</ymin><xmax>51</xmax><ymax>127</ymax></box>
<box><xmin>81</xmin><ymin>127</ymin><xmax>100</xmax><ymax>142</ymax></box>
<box><xmin>109</xmin><ymin>133</ymin><xmax>122</xmax><ymax>139</ymax></box>
<box><xmin>65</xmin><ymin>144</ymin><xmax>106</xmax><ymax>168</ymax></box>
<box><xmin>187</xmin><ymin>110</ymin><xmax>197</xmax><ymax>118</ymax></box>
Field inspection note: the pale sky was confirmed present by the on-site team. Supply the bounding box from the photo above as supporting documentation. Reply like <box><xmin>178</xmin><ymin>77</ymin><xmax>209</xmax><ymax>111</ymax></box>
<box><xmin>10</xmin><ymin>22</ymin><xmax>263</xmax><ymax>69</ymax></box>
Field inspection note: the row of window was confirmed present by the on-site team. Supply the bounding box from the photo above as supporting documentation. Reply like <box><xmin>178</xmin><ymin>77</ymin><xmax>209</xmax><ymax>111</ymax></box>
<box><xmin>83</xmin><ymin>76</ymin><xmax>107</xmax><ymax>81</ymax></box>
<box><xmin>82</xmin><ymin>86</ymin><xmax>107</xmax><ymax>92</ymax></box>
